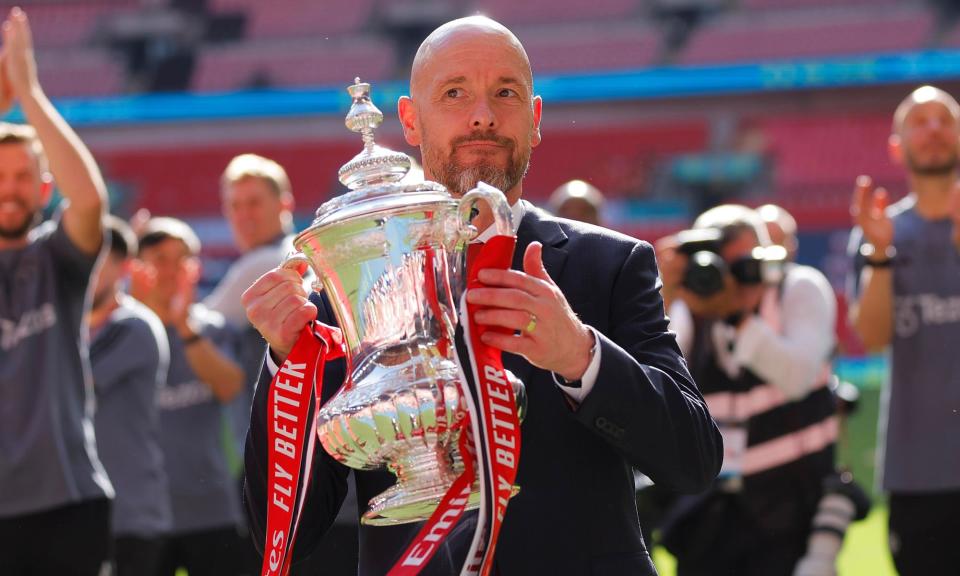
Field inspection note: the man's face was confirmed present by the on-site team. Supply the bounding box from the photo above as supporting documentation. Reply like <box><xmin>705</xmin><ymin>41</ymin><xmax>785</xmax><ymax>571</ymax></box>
<box><xmin>720</xmin><ymin>229</ymin><xmax>759</xmax><ymax>264</ymax></box>
<box><xmin>401</xmin><ymin>28</ymin><xmax>542</xmax><ymax>202</ymax></box>
<box><xmin>222</xmin><ymin>176</ymin><xmax>288</xmax><ymax>252</ymax></box>
<box><xmin>898</xmin><ymin>100</ymin><xmax>960</xmax><ymax>176</ymax></box>
<box><xmin>0</xmin><ymin>142</ymin><xmax>45</xmax><ymax>241</ymax></box>
<box><xmin>137</xmin><ymin>237</ymin><xmax>196</xmax><ymax>302</ymax></box>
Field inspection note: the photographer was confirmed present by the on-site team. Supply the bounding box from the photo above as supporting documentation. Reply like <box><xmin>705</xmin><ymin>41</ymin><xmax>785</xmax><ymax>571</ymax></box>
<box><xmin>658</xmin><ymin>205</ymin><xmax>838</xmax><ymax>576</ymax></box>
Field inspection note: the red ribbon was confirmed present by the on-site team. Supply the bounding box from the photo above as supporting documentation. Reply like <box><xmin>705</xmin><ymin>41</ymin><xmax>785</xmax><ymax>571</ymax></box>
<box><xmin>261</xmin><ymin>322</ymin><xmax>343</xmax><ymax>576</ymax></box>
<box><xmin>460</xmin><ymin>235</ymin><xmax>522</xmax><ymax>576</ymax></box>
<box><xmin>390</xmin><ymin>235</ymin><xmax>521</xmax><ymax>576</ymax></box>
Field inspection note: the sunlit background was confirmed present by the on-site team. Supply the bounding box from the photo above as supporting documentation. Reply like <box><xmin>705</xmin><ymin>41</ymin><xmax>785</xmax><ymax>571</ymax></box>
<box><xmin>20</xmin><ymin>0</ymin><xmax>960</xmax><ymax>573</ymax></box>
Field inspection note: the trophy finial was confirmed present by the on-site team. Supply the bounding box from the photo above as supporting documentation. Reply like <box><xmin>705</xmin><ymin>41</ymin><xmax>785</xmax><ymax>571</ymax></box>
<box><xmin>338</xmin><ymin>78</ymin><xmax>411</xmax><ymax>189</ymax></box>
<box><xmin>344</xmin><ymin>77</ymin><xmax>382</xmax><ymax>151</ymax></box>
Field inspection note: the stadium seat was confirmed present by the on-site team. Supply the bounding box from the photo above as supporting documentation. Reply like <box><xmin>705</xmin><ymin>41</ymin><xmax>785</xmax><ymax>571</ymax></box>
<box><xmin>207</xmin><ymin>0</ymin><xmax>374</xmax><ymax>40</ymax></box>
<box><xmin>519</xmin><ymin>22</ymin><xmax>661</xmax><ymax>74</ymax></box>
<box><xmin>192</xmin><ymin>37</ymin><xmax>395</xmax><ymax>92</ymax></box>
<box><xmin>680</xmin><ymin>6</ymin><xmax>933</xmax><ymax>65</ymax></box>
<box><xmin>472</xmin><ymin>0</ymin><xmax>640</xmax><ymax>26</ymax></box>
<box><xmin>37</xmin><ymin>48</ymin><xmax>125</xmax><ymax>98</ymax></box>
<box><xmin>19</xmin><ymin>0</ymin><xmax>136</xmax><ymax>48</ymax></box>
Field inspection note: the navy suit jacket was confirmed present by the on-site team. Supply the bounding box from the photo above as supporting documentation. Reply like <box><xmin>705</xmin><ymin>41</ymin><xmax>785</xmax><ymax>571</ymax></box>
<box><xmin>245</xmin><ymin>201</ymin><xmax>722</xmax><ymax>575</ymax></box>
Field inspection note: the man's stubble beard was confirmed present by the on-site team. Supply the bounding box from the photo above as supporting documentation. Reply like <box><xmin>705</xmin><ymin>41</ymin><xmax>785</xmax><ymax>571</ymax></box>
<box><xmin>0</xmin><ymin>207</ymin><xmax>39</xmax><ymax>241</ymax></box>
<box><xmin>424</xmin><ymin>130</ymin><xmax>532</xmax><ymax>197</ymax></box>
<box><xmin>905</xmin><ymin>145</ymin><xmax>960</xmax><ymax>177</ymax></box>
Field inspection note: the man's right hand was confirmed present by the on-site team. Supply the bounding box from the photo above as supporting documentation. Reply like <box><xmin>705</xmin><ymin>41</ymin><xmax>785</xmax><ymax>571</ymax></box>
<box><xmin>1</xmin><ymin>8</ymin><xmax>40</xmax><ymax>101</ymax></box>
<box><xmin>851</xmin><ymin>175</ymin><xmax>893</xmax><ymax>252</ymax></box>
<box><xmin>242</xmin><ymin>267</ymin><xmax>318</xmax><ymax>361</ymax></box>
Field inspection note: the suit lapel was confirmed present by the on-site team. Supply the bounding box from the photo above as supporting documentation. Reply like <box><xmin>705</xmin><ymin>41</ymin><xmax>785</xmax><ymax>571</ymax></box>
<box><xmin>512</xmin><ymin>200</ymin><xmax>569</xmax><ymax>276</ymax></box>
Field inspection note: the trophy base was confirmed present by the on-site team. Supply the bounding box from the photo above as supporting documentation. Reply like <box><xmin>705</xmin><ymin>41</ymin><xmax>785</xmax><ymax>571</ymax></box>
<box><xmin>360</xmin><ymin>445</ymin><xmax>520</xmax><ymax>526</ymax></box>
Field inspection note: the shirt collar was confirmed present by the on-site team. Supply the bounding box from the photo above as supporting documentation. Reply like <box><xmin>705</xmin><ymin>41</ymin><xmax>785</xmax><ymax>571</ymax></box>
<box><xmin>474</xmin><ymin>199</ymin><xmax>524</xmax><ymax>243</ymax></box>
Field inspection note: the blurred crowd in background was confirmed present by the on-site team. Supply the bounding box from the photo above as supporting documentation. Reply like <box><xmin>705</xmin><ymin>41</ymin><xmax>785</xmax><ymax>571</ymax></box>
<box><xmin>3</xmin><ymin>1</ymin><xmax>960</xmax><ymax>575</ymax></box>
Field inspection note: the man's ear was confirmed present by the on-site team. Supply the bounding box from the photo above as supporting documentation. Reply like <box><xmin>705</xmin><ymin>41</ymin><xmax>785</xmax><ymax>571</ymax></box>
<box><xmin>531</xmin><ymin>95</ymin><xmax>543</xmax><ymax>148</ymax></box>
<box><xmin>398</xmin><ymin>96</ymin><xmax>421</xmax><ymax>146</ymax></box>
<box><xmin>888</xmin><ymin>133</ymin><xmax>904</xmax><ymax>166</ymax></box>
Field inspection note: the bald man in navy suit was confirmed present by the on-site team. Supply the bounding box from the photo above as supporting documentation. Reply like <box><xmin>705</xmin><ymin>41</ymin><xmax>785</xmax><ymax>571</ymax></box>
<box><xmin>241</xmin><ymin>16</ymin><xmax>722</xmax><ymax>576</ymax></box>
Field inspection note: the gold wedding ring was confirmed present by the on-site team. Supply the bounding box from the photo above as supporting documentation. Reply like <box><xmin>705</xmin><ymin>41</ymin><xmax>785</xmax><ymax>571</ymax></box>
<box><xmin>524</xmin><ymin>313</ymin><xmax>538</xmax><ymax>335</ymax></box>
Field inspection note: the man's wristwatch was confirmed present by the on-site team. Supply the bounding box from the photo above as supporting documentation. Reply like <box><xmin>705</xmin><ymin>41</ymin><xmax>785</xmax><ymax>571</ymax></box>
<box><xmin>860</xmin><ymin>243</ymin><xmax>896</xmax><ymax>268</ymax></box>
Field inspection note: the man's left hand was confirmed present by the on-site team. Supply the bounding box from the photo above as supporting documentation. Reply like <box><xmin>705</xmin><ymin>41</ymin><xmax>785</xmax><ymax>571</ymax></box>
<box><xmin>466</xmin><ymin>241</ymin><xmax>594</xmax><ymax>382</ymax></box>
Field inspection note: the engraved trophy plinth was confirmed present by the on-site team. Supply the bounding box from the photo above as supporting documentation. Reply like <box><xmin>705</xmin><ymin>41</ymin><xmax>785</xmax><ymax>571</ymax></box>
<box><xmin>285</xmin><ymin>79</ymin><xmax>524</xmax><ymax>526</ymax></box>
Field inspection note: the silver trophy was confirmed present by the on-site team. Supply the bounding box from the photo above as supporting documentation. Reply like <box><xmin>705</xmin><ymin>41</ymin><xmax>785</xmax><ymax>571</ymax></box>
<box><xmin>284</xmin><ymin>78</ymin><xmax>524</xmax><ymax>526</ymax></box>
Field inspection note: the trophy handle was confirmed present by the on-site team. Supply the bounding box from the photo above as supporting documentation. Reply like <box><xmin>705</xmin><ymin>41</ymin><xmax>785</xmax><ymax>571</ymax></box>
<box><xmin>281</xmin><ymin>252</ymin><xmax>324</xmax><ymax>294</ymax></box>
<box><xmin>457</xmin><ymin>181</ymin><xmax>514</xmax><ymax>240</ymax></box>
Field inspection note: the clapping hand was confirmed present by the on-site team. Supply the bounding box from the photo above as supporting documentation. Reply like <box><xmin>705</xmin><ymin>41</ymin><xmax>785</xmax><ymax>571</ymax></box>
<box><xmin>851</xmin><ymin>175</ymin><xmax>893</xmax><ymax>255</ymax></box>
<box><xmin>0</xmin><ymin>8</ymin><xmax>39</xmax><ymax>108</ymax></box>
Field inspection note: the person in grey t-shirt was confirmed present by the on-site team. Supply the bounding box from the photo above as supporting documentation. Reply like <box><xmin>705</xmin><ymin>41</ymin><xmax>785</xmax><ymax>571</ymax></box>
<box><xmin>205</xmin><ymin>153</ymin><xmax>359</xmax><ymax>575</ymax></box>
<box><xmin>204</xmin><ymin>153</ymin><xmax>296</xmax><ymax>464</ymax></box>
<box><xmin>0</xmin><ymin>9</ymin><xmax>115</xmax><ymax>576</ymax></box>
<box><xmin>132</xmin><ymin>217</ymin><xmax>249</xmax><ymax>576</ymax></box>
<box><xmin>89</xmin><ymin>216</ymin><xmax>172</xmax><ymax>576</ymax></box>
<box><xmin>849</xmin><ymin>85</ymin><xmax>960</xmax><ymax>575</ymax></box>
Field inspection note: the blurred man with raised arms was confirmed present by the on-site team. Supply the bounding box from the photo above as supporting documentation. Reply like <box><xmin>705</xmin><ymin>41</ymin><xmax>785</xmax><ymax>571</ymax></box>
<box><xmin>849</xmin><ymin>85</ymin><xmax>960</xmax><ymax>575</ymax></box>
<box><xmin>0</xmin><ymin>8</ymin><xmax>114</xmax><ymax>575</ymax></box>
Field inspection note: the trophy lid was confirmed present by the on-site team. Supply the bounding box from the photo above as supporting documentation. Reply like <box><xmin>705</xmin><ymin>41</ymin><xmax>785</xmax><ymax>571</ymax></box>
<box><xmin>309</xmin><ymin>78</ymin><xmax>455</xmax><ymax>229</ymax></box>
<box><xmin>337</xmin><ymin>77</ymin><xmax>411</xmax><ymax>190</ymax></box>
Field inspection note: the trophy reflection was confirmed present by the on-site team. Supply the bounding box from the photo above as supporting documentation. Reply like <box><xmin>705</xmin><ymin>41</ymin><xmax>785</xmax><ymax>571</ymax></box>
<box><xmin>284</xmin><ymin>78</ymin><xmax>524</xmax><ymax>526</ymax></box>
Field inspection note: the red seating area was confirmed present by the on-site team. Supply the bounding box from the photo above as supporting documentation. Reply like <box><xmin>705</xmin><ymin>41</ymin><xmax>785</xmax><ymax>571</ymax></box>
<box><xmin>192</xmin><ymin>37</ymin><xmax>395</xmax><ymax>92</ymax></box>
<box><xmin>7</xmin><ymin>1</ymin><xmax>132</xmax><ymax>99</ymax></box>
<box><xmin>19</xmin><ymin>0</ymin><xmax>135</xmax><ymax>48</ymax></box>
<box><xmin>99</xmin><ymin>139</ymin><xmax>365</xmax><ymax>217</ymax></box>
<box><xmin>740</xmin><ymin>0</ymin><xmax>897</xmax><ymax>9</ymax></box>
<box><xmin>9</xmin><ymin>0</ymin><xmax>949</xmax><ymax>96</ymax></box>
<box><xmin>679</xmin><ymin>6</ymin><xmax>933</xmax><ymax>65</ymax></box>
<box><xmin>208</xmin><ymin>0</ymin><xmax>375</xmax><ymax>40</ymax></box>
<box><xmin>759</xmin><ymin>114</ymin><xmax>901</xmax><ymax>186</ymax></box>
<box><xmin>37</xmin><ymin>48</ymin><xmax>125</xmax><ymax>98</ymax></box>
<box><xmin>752</xmin><ymin>113</ymin><xmax>907</xmax><ymax>227</ymax></box>
<box><xmin>520</xmin><ymin>22</ymin><xmax>661</xmax><ymax>74</ymax></box>
<box><xmin>95</xmin><ymin>120</ymin><xmax>707</xmax><ymax>218</ymax></box>
<box><xmin>472</xmin><ymin>0</ymin><xmax>640</xmax><ymax>26</ymax></box>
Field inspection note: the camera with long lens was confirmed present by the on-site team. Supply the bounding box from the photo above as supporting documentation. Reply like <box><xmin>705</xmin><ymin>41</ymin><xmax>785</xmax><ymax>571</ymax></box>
<box><xmin>674</xmin><ymin>228</ymin><xmax>789</xmax><ymax>298</ymax></box>
<box><xmin>793</xmin><ymin>471</ymin><xmax>872</xmax><ymax>576</ymax></box>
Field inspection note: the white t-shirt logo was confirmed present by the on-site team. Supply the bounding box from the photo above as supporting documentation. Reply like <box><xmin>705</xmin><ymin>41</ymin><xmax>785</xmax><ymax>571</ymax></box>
<box><xmin>1</xmin><ymin>303</ymin><xmax>57</xmax><ymax>351</ymax></box>
<box><xmin>895</xmin><ymin>294</ymin><xmax>960</xmax><ymax>338</ymax></box>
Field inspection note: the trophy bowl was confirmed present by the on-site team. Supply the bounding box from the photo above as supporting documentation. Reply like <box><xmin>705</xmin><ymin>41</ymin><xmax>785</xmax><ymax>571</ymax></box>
<box><xmin>285</xmin><ymin>78</ymin><xmax>523</xmax><ymax>526</ymax></box>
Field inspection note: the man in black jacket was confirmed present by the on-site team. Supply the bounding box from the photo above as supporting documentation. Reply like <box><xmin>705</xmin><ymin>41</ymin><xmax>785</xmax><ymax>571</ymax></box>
<box><xmin>241</xmin><ymin>15</ymin><xmax>721</xmax><ymax>575</ymax></box>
